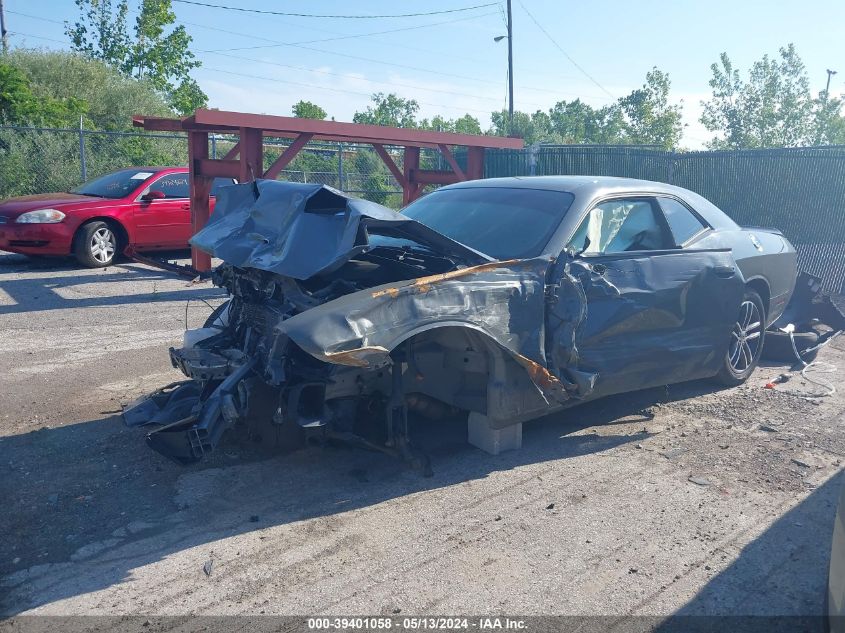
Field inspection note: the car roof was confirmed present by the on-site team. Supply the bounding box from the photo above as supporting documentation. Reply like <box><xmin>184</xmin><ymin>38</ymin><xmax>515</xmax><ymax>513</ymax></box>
<box><xmin>110</xmin><ymin>166</ymin><xmax>186</xmax><ymax>173</ymax></box>
<box><xmin>443</xmin><ymin>175</ymin><xmax>683</xmax><ymax>195</ymax></box>
<box><xmin>440</xmin><ymin>175</ymin><xmax>738</xmax><ymax>231</ymax></box>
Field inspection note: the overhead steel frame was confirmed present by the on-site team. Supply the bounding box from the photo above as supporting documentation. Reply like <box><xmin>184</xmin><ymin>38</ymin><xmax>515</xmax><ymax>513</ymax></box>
<box><xmin>134</xmin><ymin>108</ymin><xmax>524</xmax><ymax>271</ymax></box>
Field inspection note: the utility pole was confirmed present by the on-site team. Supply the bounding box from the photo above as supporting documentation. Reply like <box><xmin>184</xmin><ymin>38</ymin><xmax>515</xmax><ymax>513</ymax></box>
<box><xmin>506</xmin><ymin>0</ymin><xmax>514</xmax><ymax>134</ymax></box>
<box><xmin>825</xmin><ymin>69</ymin><xmax>838</xmax><ymax>98</ymax></box>
<box><xmin>0</xmin><ymin>0</ymin><xmax>8</xmax><ymax>54</ymax></box>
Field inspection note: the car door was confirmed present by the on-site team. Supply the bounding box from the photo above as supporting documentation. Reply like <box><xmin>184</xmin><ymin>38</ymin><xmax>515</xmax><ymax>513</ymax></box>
<box><xmin>134</xmin><ymin>172</ymin><xmax>192</xmax><ymax>248</ymax></box>
<box><xmin>545</xmin><ymin>195</ymin><xmax>744</xmax><ymax>399</ymax></box>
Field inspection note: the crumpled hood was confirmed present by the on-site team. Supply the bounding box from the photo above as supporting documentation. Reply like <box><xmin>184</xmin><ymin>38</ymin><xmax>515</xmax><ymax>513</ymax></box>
<box><xmin>190</xmin><ymin>180</ymin><xmax>489</xmax><ymax>280</ymax></box>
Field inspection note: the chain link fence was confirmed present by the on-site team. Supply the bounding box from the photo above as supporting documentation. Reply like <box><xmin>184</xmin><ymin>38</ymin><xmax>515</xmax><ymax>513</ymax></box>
<box><xmin>481</xmin><ymin>144</ymin><xmax>845</xmax><ymax>292</ymax></box>
<box><xmin>2</xmin><ymin>124</ymin><xmax>842</xmax><ymax>291</ymax></box>
<box><xmin>0</xmin><ymin>125</ymin><xmax>407</xmax><ymax>206</ymax></box>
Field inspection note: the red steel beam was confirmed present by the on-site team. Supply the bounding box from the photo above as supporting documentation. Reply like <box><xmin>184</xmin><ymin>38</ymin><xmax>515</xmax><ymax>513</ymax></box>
<box><xmin>187</xmin><ymin>130</ymin><xmax>212</xmax><ymax>271</ymax></box>
<box><xmin>239</xmin><ymin>127</ymin><xmax>263</xmax><ymax>183</ymax></box>
<box><xmin>263</xmin><ymin>133</ymin><xmax>313</xmax><ymax>180</ymax></box>
<box><xmin>371</xmin><ymin>144</ymin><xmax>408</xmax><ymax>189</ymax></box>
<box><xmin>437</xmin><ymin>144</ymin><xmax>466</xmax><ymax>180</ymax></box>
<box><xmin>466</xmin><ymin>146</ymin><xmax>484</xmax><ymax>180</ymax></box>
<box><xmin>221</xmin><ymin>141</ymin><xmax>240</xmax><ymax>161</ymax></box>
<box><xmin>135</xmin><ymin>111</ymin><xmax>524</xmax><ymax>150</ymax></box>
<box><xmin>191</xmin><ymin>109</ymin><xmax>523</xmax><ymax>149</ymax></box>
<box><xmin>196</xmin><ymin>158</ymin><xmax>239</xmax><ymax>179</ymax></box>
<box><xmin>409</xmin><ymin>170</ymin><xmax>464</xmax><ymax>186</ymax></box>
<box><xmin>403</xmin><ymin>147</ymin><xmax>422</xmax><ymax>206</ymax></box>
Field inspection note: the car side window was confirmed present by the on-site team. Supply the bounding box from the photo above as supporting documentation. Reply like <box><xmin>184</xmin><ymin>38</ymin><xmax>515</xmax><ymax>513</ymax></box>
<box><xmin>568</xmin><ymin>198</ymin><xmax>673</xmax><ymax>254</ymax></box>
<box><xmin>659</xmin><ymin>197</ymin><xmax>708</xmax><ymax>246</ymax></box>
<box><xmin>147</xmin><ymin>174</ymin><xmax>189</xmax><ymax>199</ymax></box>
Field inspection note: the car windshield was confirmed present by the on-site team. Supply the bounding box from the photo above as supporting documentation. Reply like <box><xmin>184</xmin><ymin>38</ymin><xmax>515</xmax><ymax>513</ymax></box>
<box><xmin>71</xmin><ymin>169</ymin><xmax>159</xmax><ymax>199</ymax></box>
<box><xmin>398</xmin><ymin>186</ymin><xmax>575</xmax><ymax>259</ymax></box>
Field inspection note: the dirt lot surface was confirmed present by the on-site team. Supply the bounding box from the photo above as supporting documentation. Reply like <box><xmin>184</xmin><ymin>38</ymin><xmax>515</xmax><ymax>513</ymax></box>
<box><xmin>1</xmin><ymin>251</ymin><xmax>844</xmax><ymax>618</ymax></box>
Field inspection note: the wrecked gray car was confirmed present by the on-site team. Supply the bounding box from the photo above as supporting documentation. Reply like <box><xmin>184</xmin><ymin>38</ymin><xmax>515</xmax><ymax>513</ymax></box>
<box><xmin>125</xmin><ymin>176</ymin><xmax>798</xmax><ymax>470</ymax></box>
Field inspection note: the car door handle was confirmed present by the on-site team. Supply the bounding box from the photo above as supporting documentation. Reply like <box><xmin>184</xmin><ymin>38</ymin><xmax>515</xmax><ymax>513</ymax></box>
<box><xmin>714</xmin><ymin>265</ymin><xmax>736</xmax><ymax>278</ymax></box>
<box><xmin>180</xmin><ymin>203</ymin><xmax>190</xmax><ymax>210</ymax></box>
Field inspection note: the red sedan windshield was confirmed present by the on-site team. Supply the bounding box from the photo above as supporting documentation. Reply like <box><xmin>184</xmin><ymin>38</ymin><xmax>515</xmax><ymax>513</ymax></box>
<box><xmin>71</xmin><ymin>169</ymin><xmax>159</xmax><ymax>199</ymax></box>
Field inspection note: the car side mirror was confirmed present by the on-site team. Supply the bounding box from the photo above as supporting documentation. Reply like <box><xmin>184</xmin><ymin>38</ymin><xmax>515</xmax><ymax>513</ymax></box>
<box><xmin>142</xmin><ymin>190</ymin><xmax>166</xmax><ymax>201</ymax></box>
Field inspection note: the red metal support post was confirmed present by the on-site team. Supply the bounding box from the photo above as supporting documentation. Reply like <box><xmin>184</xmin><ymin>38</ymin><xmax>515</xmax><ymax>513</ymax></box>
<box><xmin>239</xmin><ymin>127</ymin><xmax>263</xmax><ymax>183</ymax></box>
<box><xmin>466</xmin><ymin>146</ymin><xmax>485</xmax><ymax>181</ymax></box>
<box><xmin>188</xmin><ymin>130</ymin><xmax>212</xmax><ymax>271</ymax></box>
<box><xmin>402</xmin><ymin>146</ymin><xmax>421</xmax><ymax>206</ymax></box>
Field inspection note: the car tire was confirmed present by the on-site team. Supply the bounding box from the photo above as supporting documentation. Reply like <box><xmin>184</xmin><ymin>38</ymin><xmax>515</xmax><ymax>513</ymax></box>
<box><xmin>761</xmin><ymin>329</ymin><xmax>820</xmax><ymax>364</ymax></box>
<box><xmin>715</xmin><ymin>289</ymin><xmax>767</xmax><ymax>386</ymax></box>
<box><xmin>74</xmin><ymin>220</ymin><xmax>118</xmax><ymax>267</ymax></box>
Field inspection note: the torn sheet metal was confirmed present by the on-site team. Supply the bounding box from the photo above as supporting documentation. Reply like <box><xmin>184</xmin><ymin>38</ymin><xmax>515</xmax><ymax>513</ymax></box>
<box><xmin>275</xmin><ymin>256</ymin><xmax>572</xmax><ymax>403</ymax></box>
<box><xmin>546</xmin><ymin>249</ymin><xmax>745</xmax><ymax>398</ymax></box>
<box><xmin>190</xmin><ymin>180</ymin><xmax>489</xmax><ymax>280</ymax></box>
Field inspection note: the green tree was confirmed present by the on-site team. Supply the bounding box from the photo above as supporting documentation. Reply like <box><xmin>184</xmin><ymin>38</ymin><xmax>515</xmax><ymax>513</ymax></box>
<box><xmin>353</xmin><ymin>93</ymin><xmax>419</xmax><ymax>128</ymax></box>
<box><xmin>418</xmin><ymin>113</ymin><xmax>483</xmax><ymax>135</ymax></box>
<box><xmin>7</xmin><ymin>49</ymin><xmax>173</xmax><ymax>129</ymax></box>
<box><xmin>814</xmin><ymin>92</ymin><xmax>845</xmax><ymax>145</ymax></box>
<box><xmin>548</xmin><ymin>99</ymin><xmax>625</xmax><ymax>144</ymax></box>
<box><xmin>0</xmin><ymin>59</ymin><xmax>87</xmax><ymax>126</ymax></box>
<box><xmin>292</xmin><ymin>100</ymin><xmax>327</xmax><ymax>120</ymax></box>
<box><xmin>66</xmin><ymin>0</ymin><xmax>206</xmax><ymax>114</ymax></box>
<box><xmin>489</xmin><ymin>109</ymin><xmax>558</xmax><ymax>144</ymax></box>
<box><xmin>700</xmin><ymin>44</ymin><xmax>817</xmax><ymax>148</ymax></box>
<box><xmin>618</xmin><ymin>68</ymin><xmax>683</xmax><ymax>149</ymax></box>
<box><xmin>452</xmin><ymin>114</ymin><xmax>483</xmax><ymax>135</ymax></box>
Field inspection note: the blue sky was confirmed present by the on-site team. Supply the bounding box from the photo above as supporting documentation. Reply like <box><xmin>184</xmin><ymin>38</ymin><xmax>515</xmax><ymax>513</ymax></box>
<box><xmin>7</xmin><ymin>0</ymin><xmax>845</xmax><ymax>148</ymax></box>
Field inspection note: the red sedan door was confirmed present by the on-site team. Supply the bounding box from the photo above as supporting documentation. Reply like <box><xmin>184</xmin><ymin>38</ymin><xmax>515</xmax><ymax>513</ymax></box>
<box><xmin>133</xmin><ymin>172</ymin><xmax>192</xmax><ymax>249</ymax></box>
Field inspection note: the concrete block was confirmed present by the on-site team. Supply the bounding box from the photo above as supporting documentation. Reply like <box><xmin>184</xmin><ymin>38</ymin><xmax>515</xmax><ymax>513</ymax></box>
<box><xmin>467</xmin><ymin>412</ymin><xmax>522</xmax><ymax>455</ymax></box>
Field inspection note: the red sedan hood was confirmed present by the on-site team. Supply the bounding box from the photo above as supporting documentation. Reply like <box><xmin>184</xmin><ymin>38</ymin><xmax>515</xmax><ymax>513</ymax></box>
<box><xmin>0</xmin><ymin>192</ymin><xmax>110</xmax><ymax>219</ymax></box>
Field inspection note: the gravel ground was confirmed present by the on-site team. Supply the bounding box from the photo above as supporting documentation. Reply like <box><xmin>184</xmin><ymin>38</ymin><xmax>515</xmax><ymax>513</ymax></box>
<box><xmin>0</xmin><ymin>250</ymin><xmax>843</xmax><ymax>619</ymax></box>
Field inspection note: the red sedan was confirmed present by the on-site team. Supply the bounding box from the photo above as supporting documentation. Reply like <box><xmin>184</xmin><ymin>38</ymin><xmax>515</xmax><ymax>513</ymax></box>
<box><xmin>0</xmin><ymin>167</ymin><xmax>234</xmax><ymax>267</ymax></box>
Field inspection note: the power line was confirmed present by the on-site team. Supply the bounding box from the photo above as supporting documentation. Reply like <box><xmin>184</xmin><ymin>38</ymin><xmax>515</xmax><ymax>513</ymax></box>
<box><xmin>200</xmin><ymin>11</ymin><xmax>500</xmax><ymax>53</ymax></box>
<box><xmin>202</xmin><ymin>66</ymin><xmax>496</xmax><ymax>115</ymax></box>
<box><xmin>9</xmin><ymin>7</ymin><xmax>599</xmax><ymax>100</ymax></box>
<box><xmin>206</xmin><ymin>50</ymin><xmax>551</xmax><ymax>109</ymax></box>
<box><xmin>516</xmin><ymin>0</ymin><xmax>616</xmax><ymax>100</ymax></box>
<box><xmin>6</xmin><ymin>10</ymin><xmax>64</xmax><ymax>25</ymax></box>
<box><xmin>172</xmin><ymin>0</ymin><xmax>499</xmax><ymax>19</ymax></box>
<box><xmin>7</xmin><ymin>31</ymin><xmax>67</xmax><ymax>45</ymax></box>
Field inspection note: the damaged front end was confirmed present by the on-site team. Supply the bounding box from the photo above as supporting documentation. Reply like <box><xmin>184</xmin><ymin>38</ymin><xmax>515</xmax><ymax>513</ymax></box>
<box><xmin>125</xmin><ymin>181</ymin><xmax>588</xmax><ymax>466</ymax></box>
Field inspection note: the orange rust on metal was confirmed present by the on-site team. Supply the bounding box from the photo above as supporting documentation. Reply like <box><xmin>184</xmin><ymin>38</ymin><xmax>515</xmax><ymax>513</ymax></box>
<box><xmin>371</xmin><ymin>259</ymin><xmax>524</xmax><ymax>299</ymax></box>
<box><xmin>321</xmin><ymin>345</ymin><xmax>390</xmax><ymax>367</ymax></box>
<box><xmin>514</xmin><ymin>354</ymin><xmax>563</xmax><ymax>391</ymax></box>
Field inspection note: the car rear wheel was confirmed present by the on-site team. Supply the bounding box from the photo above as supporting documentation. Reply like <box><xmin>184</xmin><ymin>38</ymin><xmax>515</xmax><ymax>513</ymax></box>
<box><xmin>74</xmin><ymin>221</ymin><xmax>118</xmax><ymax>267</ymax></box>
<box><xmin>715</xmin><ymin>289</ymin><xmax>766</xmax><ymax>386</ymax></box>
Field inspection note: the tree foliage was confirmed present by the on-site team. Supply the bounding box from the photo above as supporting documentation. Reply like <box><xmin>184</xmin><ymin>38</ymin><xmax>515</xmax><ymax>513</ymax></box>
<box><xmin>701</xmin><ymin>44</ymin><xmax>845</xmax><ymax>148</ymax></box>
<box><xmin>66</xmin><ymin>0</ymin><xmax>206</xmax><ymax>114</ymax></box>
<box><xmin>618</xmin><ymin>68</ymin><xmax>683</xmax><ymax>148</ymax></box>
<box><xmin>292</xmin><ymin>100</ymin><xmax>327</xmax><ymax>120</ymax></box>
<box><xmin>0</xmin><ymin>60</ymin><xmax>86</xmax><ymax>126</ymax></box>
<box><xmin>352</xmin><ymin>93</ymin><xmax>420</xmax><ymax>128</ymax></box>
<box><xmin>6</xmin><ymin>49</ymin><xmax>173</xmax><ymax>129</ymax></box>
<box><xmin>487</xmin><ymin>68</ymin><xmax>682</xmax><ymax>149</ymax></box>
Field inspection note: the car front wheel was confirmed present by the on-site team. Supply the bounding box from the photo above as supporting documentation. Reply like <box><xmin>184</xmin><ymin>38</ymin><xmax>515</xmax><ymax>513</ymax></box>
<box><xmin>715</xmin><ymin>289</ymin><xmax>766</xmax><ymax>386</ymax></box>
<box><xmin>74</xmin><ymin>221</ymin><xmax>118</xmax><ymax>267</ymax></box>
